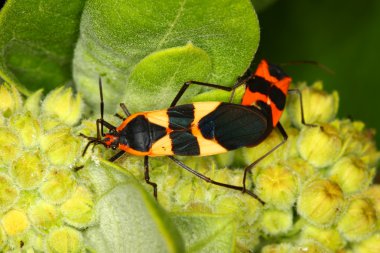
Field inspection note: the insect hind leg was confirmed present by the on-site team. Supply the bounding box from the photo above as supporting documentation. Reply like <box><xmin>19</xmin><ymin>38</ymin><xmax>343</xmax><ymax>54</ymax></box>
<box><xmin>288</xmin><ymin>89</ymin><xmax>317</xmax><ymax>127</ymax></box>
<box><xmin>168</xmin><ymin>156</ymin><xmax>264</xmax><ymax>204</ymax></box>
<box><xmin>242</xmin><ymin>122</ymin><xmax>288</xmax><ymax>196</ymax></box>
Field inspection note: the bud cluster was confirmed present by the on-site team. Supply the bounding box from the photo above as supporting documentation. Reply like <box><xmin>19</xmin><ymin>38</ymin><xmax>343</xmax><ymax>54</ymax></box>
<box><xmin>120</xmin><ymin>82</ymin><xmax>380</xmax><ymax>252</ymax></box>
<box><xmin>1</xmin><ymin>81</ymin><xmax>379</xmax><ymax>252</ymax></box>
<box><xmin>0</xmin><ymin>83</ymin><xmax>92</xmax><ymax>252</ymax></box>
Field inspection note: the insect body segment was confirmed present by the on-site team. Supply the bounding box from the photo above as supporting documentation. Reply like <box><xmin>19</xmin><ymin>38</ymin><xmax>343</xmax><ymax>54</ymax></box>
<box><xmin>79</xmin><ymin>59</ymin><xmax>313</xmax><ymax>203</ymax></box>
<box><xmin>103</xmin><ymin>101</ymin><xmax>271</xmax><ymax>158</ymax></box>
<box><xmin>242</xmin><ymin>59</ymin><xmax>292</xmax><ymax>127</ymax></box>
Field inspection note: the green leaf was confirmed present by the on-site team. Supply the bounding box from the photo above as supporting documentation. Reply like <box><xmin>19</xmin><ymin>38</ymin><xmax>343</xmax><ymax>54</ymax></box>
<box><xmin>82</xmin><ymin>159</ymin><xmax>184</xmax><ymax>253</ymax></box>
<box><xmin>171</xmin><ymin>213</ymin><xmax>236</xmax><ymax>253</ymax></box>
<box><xmin>0</xmin><ymin>0</ymin><xmax>85</xmax><ymax>94</ymax></box>
<box><xmin>73</xmin><ymin>0</ymin><xmax>259</xmax><ymax>112</ymax></box>
<box><xmin>191</xmin><ymin>85</ymin><xmax>246</xmax><ymax>104</ymax></box>
<box><xmin>126</xmin><ymin>43</ymin><xmax>211</xmax><ymax>111</ymax></box>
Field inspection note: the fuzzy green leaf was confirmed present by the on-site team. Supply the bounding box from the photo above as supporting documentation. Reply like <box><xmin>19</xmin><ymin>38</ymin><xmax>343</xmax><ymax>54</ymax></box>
<box><xmin>171</xmin><ymin>213</ymin><xmax>236</xmax><ymax>253</ymax></box>
<box><xmin>191</xmin><ymin>85</ymin><xmax>246</xmax><ymax>104</ymax></box>
<box><xmin>83</xmin><ymin>159</ymin><xmax>184</xmax><ymax>253</ymax></box>
<box><xmin>0</xmin><ymin>0</ymin><xmax>85</xmax><ymax>94</ymax></box>
<box><xmin>126</xmin><ymin>43</ymin><xmax>211</xmax><ymax>111</ymax></box>
<box><xmin>73</xmin><ymin>0</ymin><xmax>259</xmax><ymax>112</ymax></box>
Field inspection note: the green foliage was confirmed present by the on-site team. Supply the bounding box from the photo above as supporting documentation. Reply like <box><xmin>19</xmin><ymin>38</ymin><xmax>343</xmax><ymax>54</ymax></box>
<box><xmin>83</xmin><ymin>160</ymin><xmax>184</xmax><ymax>253</ymax></box>
<box><xmin>0</xmin><ymin>0</ymin><xmax>259</xmax><ymax>113</ymax></box>
<box><xmin>171</xmin><ymin>213</ymin><xmax>236</xmax><ymax>252</ymax></box>
<box><xmin>74</xmin><ymin>0</ymin><xmax>259</xmax><ymax>112</ymax></box>
<box><xmin>0</xmin><ymin>0</ymin><xmax>85</xmax><ymax>93</ymax></box>
<box><xmin>127</xmin><ymin>43</ymin><xmax>211</xmax><ymax>111</ymax></box>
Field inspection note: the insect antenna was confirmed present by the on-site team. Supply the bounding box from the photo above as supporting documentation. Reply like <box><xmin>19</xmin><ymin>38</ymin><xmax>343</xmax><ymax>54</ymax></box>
<box><xmin>278</xmin><ymin>60</ymin><xmax>335</xmax><ymax>75</ymax></box>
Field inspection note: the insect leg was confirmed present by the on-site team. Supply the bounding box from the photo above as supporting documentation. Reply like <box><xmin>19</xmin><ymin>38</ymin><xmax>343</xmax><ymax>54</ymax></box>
<box><xmin>98</xmin><ymin>77</ymin><xmax>106</xmax><ymax>136</ymax></box>
<box><xmin>114</xmin><ymin>113</ymin><xmax>125</xmax><ymax>120</ymax></box>
<box><xmin>242</xmin><ymin>122</ymin><xmax>288</xmax><ymax>193</ymax></box>
<box><xmin>168</xmin><ymin>156</ymin><xmax>264</xmax><ymax>204</ymax></box>
<box><xmin>108</xmin><ymin>150</ymin><xmax>125</xmax><ymax>162</ymax></box>
<box><xmin>228</xmin><ymin>75</ymin><xmax>251</xmax><ymax>103</ymax></box>
<box><xmin>74</xmin><ymin>150</ymin><xmax>125</xmax><ymax>172</ymax></box>
<box><xmin>170</xmin><ymin>79</ymin><xmax>246</xmax><ymax>107</ymax></box>
<box><xmin>288</xmin><ymin>89</ymin><xmax>317</xmax><ymax>127</ymax></box>
<box><xmin>96</xmin><ymin>119</ymin><xmax>116</xmax><ymax>138</ymax></box>
<box><xmin>119</xmin><ymin>103</ymin><xmax>131</xmax><ymax>117</ymax></box>
<box><xmin>144</xmin><ymin>156</ymin><xmax>158</xmax><ymax>199</ymax></box>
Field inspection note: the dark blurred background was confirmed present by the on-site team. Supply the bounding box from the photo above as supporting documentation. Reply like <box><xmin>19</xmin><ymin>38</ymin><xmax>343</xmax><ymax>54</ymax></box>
<box><xmin>254</xmin><ymin>0</ymin><xmax>380</xmax><ymax>146</ymax></box>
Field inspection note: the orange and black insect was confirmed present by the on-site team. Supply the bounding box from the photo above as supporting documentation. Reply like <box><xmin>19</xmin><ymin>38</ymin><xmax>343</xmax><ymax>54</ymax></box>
<box><xmin>79</xmin><ymin>59</ymin><xmax>313</xmax><ymax>203</ymax></box>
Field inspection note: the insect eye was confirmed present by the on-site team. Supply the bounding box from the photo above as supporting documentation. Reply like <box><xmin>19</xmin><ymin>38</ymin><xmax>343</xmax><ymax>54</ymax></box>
<box><xmin>112</xmin><ymin>145</ymin><xmax>117</xmax><ymax>150</ymax></box>
<box><xmin>110</xmin><ymin>129</ymin><xmax>116</xmax><ymax>135</ymax></box>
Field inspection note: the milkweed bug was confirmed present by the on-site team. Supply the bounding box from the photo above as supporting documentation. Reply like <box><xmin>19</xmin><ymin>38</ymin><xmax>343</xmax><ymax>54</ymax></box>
<box><xmin>78</xmin><ymin>59</ymin><xmax>314</xmax><ymax>203</ymax></box>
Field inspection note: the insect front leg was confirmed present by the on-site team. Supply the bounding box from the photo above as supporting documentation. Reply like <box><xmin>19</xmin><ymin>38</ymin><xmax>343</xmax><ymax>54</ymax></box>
<box><xmin>170</xmin><ymin>79</ymin><xmax>246</xmax><ymax>107</ymax></box>
<box><xmin>144</xmin><ymin>156</ymin><xmax>158</xmax><ymax>199</ymax></box>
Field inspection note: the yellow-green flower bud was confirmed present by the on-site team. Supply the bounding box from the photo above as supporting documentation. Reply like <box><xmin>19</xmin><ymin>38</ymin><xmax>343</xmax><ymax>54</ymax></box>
<box><xmin>39</xmin><ymin>169</ymin><xmax>76</xmax><ymax>204</ymax></box>
<box><xmin>297</xmin><ymin>179</ymin><xmax>344</xmax><ymax>226</ymax></box>
<box><xmin>334</xmin><ymin>119</ymin><xmax>380</xmax><ymax>167</ymax></box>
<box><xmin>9</xmin><ymin>112</ymin><xmax>41</xmax><ymax>148</ymax></box>
<box><xmin>334</xmin><ymin>120</ymin><xmax>365</xmax><ymax>155</ymax></box>
<box><xmin>297</xmin><ymin>124</ymin><xmax>342</xmax><ymax>168</ymax></box>
<box><xmin>16</xmin><ymin>190</ymin><xmax>39</xmax><ymax>210</ymax></box>
<box><xmin>40</xmin><ymin>127</ymin><xmax>81</xmax><ymax>167</ymax></box>
<box><xmin>245</xmin><ymin>128</ymin><xmax>300</xmax><ymax>168</ymax></box>
<box><xmin>215</xmin><ymin>194</ymin><xmax>245</xmax><ymax>214</ymax></box>
<box><xmin>255</xmin><ymin>164</ymin><xmax>298</xmax><ymax>209</ymax></box>
<box><xmin>288</xmin><ymin>82</ymin><xmax>339</xmax><ymax>128</ymax></box>
<box><xmin>46</xmin><ymin>227</ymin><xmax>83</xmax><ymax>253</ymax></box>
<box><xmin>215</xmin><ymin>151</ymin><xmax>235</xmax><ymax>168</ymax></box>
<box><xmin>0</xmin><ymin>173</ymin><xmax>19</xmax><ymax>212</ymax></box>
<box><xmin>42</xmin><ymin>87</ymin><xmax>82</xmax><ymax>126</ymax></box>
<box><xmin>361</xmin><ymin>140</ymin><xmax>380</xmax><ymax>168</ymax></box>
<box><xmin>328</xmin><ymin>157</ymin><xmax>372</xmax><ymax>194</ymax></box>
<box><xmin>364</xmin><ymin>185</ymin><xmax>380</xmax><ymax>226</ymax></box>
<box><xmin>301</xmin><ymin>224</ymin><xmax>346</xmax><ymax>251</ymax></box>
<box><xmin>0</xmin><ymin>226</ymin><xmax>6</xmax><ymax>250</ymax></box>
<box><xmin>24</xmin><ymin>89</ymin><xmax>43</xmax><ymax>116</ymax></box>
<box><xmin>262</xmin><ymin>243</ymin><xmax>292</xmax><ymax>253</ymax></box>
<box><xmin>60</xmin><ymin>186</ymin><xmax>94</xmax><ymax>228</ymax></box>
<box><xmin>40</xmin><ymin>116</ymin><xmax>65</xmax><ymax>131</ymax></box>
<box><xmin>337</xmin><ymin>198</ymin><xmax>376</xmax><ymax>242</ymax></box>
<box><xmin>0</xmin><ymin>83</ymin><xmax>22</xmax><ymax>117</ymax></box>
<box><xmin>352</xmin><ymin>233</ymin><xmax>380</xmax><ymax>253</ymax></box>
<box><xmin>0</xmin><ymin>127</ymin><xmax>21</xmax><ymax>166</ymax></box>
<box><xmin>243</xmin><ymin>131</ymin><xmax>284</xmax><ymax>167</ymax></box>
<box><xmin>214</xmin><ymin>193</ymin><xmax>261</xmax><ymax>226</ymax></box>
<box><xmin>286</xmin><ymin>158</ymin><xmax>316</xmax><ymax>182</ymax></box>
<box><xmin>28</xmin><ymin>201</ymin><xmax>60</xmax><ymax>230</ymax></box>
<box><xmin>174</xmin><ymin>177</ymin><xmax>210</xmax><ymax>206</ymax></box>
<box><xmin>260</xmin><ymin>209</ymin><xmax>293</xmax><ymax>235</ymax></box>
<box><xmin>10</xmin><ymin>151</ymin><xmax>46</xmax><ymax>189</ymax></box>
<box><xmin>1</xmin><ymin>209</ymin><xmax>30</xmax><ymax>236</ymax></box>
<box><xmin>292</xmin><ymin>239</ymin><xmax>330</xmax><ymax>253</ymax></box>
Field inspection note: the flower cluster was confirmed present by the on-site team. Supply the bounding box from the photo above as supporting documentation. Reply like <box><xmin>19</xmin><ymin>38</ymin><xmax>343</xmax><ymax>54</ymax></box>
<box><xmin>120</xmin><ymin>82</ymin><xmax>380</xmax><ymax>252</ymax></box>
<box><xmin>0</xmin><ymin>81</ymin><xmax>379</xmax><ymax>252</ymax></box>
<box><xmin>0</xmin><ymin>83</ymin><xmax>92</xmax><ymax>252</ymax></box>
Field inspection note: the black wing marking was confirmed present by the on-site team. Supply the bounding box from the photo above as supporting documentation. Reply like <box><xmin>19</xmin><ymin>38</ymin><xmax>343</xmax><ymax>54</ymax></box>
<box><xmin>199</xmin><ymin>103</ymin><xmax>270</xmax><ymax>150</ymax></box>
